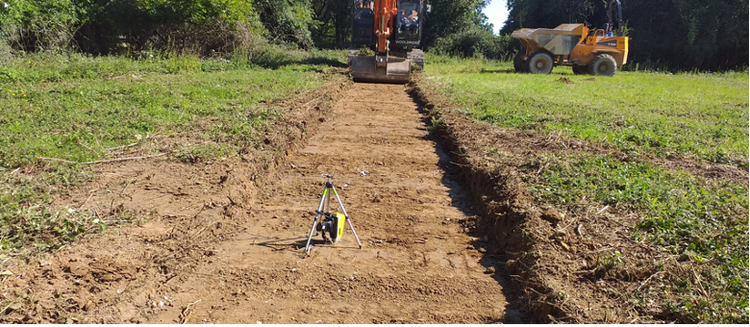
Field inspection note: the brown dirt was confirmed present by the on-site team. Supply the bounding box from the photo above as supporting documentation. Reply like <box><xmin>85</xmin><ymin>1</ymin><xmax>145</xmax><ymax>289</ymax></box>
<box><xmin>0</xmin><ymin>81</ymin><xmax>527</xmax><ymax>323</ymax></box>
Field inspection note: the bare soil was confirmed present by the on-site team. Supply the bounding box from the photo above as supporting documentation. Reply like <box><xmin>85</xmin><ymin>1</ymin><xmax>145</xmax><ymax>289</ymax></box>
<box><xmin>0</xmin><ymin>80</ymin><xmax>527</xmax><ymax>323</ymax></box>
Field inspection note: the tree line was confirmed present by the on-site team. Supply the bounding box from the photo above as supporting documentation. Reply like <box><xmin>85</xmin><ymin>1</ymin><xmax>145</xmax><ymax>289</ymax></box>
<box><xmin>502</xmin><ymin>0</ymin><xmax>748</xmax><ymax>71</ymax></box>
<box><xmin>0</xmin><ymin>0</ymin><xmax>746</xmax><ymax>71</ymax></box>
<box><xmin>0</xmin><ymin>0</ymin><xmax>509</xmax><ymax>59</ymax></box>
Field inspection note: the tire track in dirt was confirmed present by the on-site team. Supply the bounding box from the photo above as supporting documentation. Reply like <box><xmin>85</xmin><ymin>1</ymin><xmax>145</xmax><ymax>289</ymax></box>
<box><xmin>147</xmin><ymin>83</ymin><xmax>521</xmax><ymax>323</ymax></box>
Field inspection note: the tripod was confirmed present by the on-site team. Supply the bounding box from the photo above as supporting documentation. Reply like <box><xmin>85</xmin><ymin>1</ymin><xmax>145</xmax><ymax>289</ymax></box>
<box><xmin>304</xmin><ymin>175</ymin><xmax>363</xmax><ymax>253</ymax></box>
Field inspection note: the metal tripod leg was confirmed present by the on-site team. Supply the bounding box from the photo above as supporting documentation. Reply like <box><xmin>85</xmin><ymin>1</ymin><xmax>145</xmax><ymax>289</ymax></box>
<box><xmin>331</xmin><ymin>185</ymin><xmax>363</xmax><ymax>249</ymax></box>
<box><xmin>304</xmin><ymin>188</ymin><xmax>328</xmax><ymax>253</ymax></box>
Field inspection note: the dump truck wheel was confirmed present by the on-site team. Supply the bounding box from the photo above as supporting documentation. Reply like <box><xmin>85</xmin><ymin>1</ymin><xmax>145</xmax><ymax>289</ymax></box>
<box><xmin>528</xmin><ymin>51</ymin><xmax>554</xmax><ymax>74</ymax></box>
<box><xmin>514</xmin><ymin>49</ymin><xmax>528</xmax><ymax>73</ymax></box>
<box><xmin>589</xmin><ymin>54</ymin><xmax>617</xmax><ymax>76</ymax></box>
<box><xmin>572</xmin><ymin>65</ymin><xmax>587</xmax><ymax>75</ymax></box>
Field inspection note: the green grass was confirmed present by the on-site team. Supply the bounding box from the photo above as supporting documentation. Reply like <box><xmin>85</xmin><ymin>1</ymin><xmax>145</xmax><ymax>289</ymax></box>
<box><xmin>418</xmin><ymin>56</ymin><xmax>749</xmax><ymax>323</ymax></box>
<box><xmin>0</xmin><ymin>167</ymin><xmax>100</xmax><ymax>262</ymax></box>
<box><xmin>0</xmin><ymin>48</ymin><xmax>346</xmax><ymax>261</ymax></box>
<box><xmin>527</xmin><ymin>154</ymin><xmax>748</xmax><ymax>322</ymax></box>
<box><xmin>422</xmin><ymin>56</ymin><xmax>749</xmax><ymax>167</ymax></box>
<box><xmin>0</xmin><ymin>49</ymin><xmax>343</xmax><ymax>167</ymax></box>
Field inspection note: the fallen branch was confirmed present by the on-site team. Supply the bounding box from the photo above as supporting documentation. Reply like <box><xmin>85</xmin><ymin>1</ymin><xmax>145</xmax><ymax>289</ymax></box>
<box><xmin>180</xmin><ymin>299</ymin><xmax>201</xmax><ymax>324</ymax></box>
<box><xmin>302</xmin><ymin>96</ymin><xmax>321</xmax><ymax>108</ymax></box>
<box><xmin>37</xmin><ymin>153</ymin><xmax>166</xmax><ymax>165</ymax></box>
<box><xmin>107</xmin><ymin>147</ymin><xmax>146</xmax><ymax>157</ymax></box>
<box><xmin>104</xmin><ymin>142</ymin><xmax>139</xmax><ymax>152</ymax></box>
<box><xmin>76</xmin><ymin>139</ymin><xmax>95</xmax><ymax>153</ymax></box>
<box><xmin>691</xmin><ymin>265</ymin><xmax>709</xmax><ymax>297</ymax></box>
<box><xmin>104</xmin><ymin>129</ymin><xmax>162</xmax><ymax>152</ymax></box>
<box><xmin>637</xmin><ymin>271</ymin><xmax>664</xmax><ymax>291</ymax></box>
<box><xmin>79</xmin><ymin>192</ymin><xmax>95</xmax><ymax>209</ymax></box>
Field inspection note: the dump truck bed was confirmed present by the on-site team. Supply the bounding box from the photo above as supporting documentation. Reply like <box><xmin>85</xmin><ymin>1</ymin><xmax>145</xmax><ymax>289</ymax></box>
<box><xmin>511</xmin><ymin>24</ymin><xmax>586</xmax><ymax>56</ymax></box>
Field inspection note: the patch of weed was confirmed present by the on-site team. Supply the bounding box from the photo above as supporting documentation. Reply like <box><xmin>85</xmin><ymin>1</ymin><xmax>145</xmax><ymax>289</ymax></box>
<box><xmin>528</xmin><ymin>154</ymin><xmax>748</xmax><ymax>323</ymax></box>
<box><xmin>0</xmin><ymin>167</ymin><xmax>99</xmax><ymax>261</ymax></box>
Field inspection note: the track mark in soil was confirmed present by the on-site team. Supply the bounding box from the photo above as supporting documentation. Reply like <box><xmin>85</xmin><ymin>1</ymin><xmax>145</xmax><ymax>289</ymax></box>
<box><xmin>146</xmin><ymin>83</ymin><xmax>519</xmax><ymax>323</ymax></box>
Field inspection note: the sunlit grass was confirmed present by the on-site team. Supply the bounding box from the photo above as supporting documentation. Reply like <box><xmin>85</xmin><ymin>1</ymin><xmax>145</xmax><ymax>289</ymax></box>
<box><xmin>423</xmin><ymin>56</ymin><xmax>749</xmax><ymax>167</ymax></box>
<box><xmin>418</xmin><ymin>55</ymin><xmax>749</xmax><ymax>323</ymax></box>
<box><xmin>0</xmin><ymin>51</ymin><xmax>341</xmax><ymax>168</ymax></box>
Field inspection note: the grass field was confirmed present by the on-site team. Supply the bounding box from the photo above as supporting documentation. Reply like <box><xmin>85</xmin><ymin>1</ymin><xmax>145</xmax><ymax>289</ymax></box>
<box><xmin>425</xmin><ymin>57</ymin><xmax>748</xmax><ymax>168</ymax></box>
<box><xmin>0</xmin><ymin>49</ymin><xmax>345</xmax><ymax>261</ymax></box>
<box><xmin>418</xmin><ymin>56</ymin><xmax>749</xmax><ymax>323</ymax></box>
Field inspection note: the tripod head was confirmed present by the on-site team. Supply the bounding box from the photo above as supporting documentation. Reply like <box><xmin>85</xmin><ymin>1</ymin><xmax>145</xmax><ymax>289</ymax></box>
<box><xmin>322</xmin><ymin>174</ymin><xmax>333</xmax><ymax>186</ymax></box>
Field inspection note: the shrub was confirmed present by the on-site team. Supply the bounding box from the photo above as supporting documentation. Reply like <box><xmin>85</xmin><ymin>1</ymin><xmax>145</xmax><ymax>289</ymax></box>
<box><xmin>431</xmin><ymin>27</ymin><xmax>514</xmax><ymax>60</ymax></box>
<box><xmin>75</xmin><ymin>0</ymin><xmax>267</xmax><ymax>55</ymax></box>
<box><xmin>0</xmin><ymin>0</ymin><xmax>269</xmax><ymax>56</ymax></box>
<box><xmin>0</xmin><ymin>0</ymin><xmax>82</xmax><ymax>51</ymax></box>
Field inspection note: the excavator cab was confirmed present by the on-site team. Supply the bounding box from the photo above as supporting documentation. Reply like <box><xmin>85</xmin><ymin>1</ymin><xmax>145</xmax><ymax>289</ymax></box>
<box><xmin>394</xmin><ymin>1</ymin><xmax>422</xmax><ymax>46</ymax></box>
<box><xmin>349</xmin><ymin>0</ymin><xmax>426</xmax><ymax>83</ymax></box>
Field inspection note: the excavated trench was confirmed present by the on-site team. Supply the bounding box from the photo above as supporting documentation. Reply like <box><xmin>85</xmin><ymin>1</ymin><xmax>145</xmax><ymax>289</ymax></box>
<box><xmin>0</xmin><ymin>79</ymin><xmax>535</xmax><ymax>324</ymax></box>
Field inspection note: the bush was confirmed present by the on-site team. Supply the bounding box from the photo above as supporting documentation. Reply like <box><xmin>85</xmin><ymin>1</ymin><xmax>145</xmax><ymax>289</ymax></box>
<box><xmin>431</xmin><ymin>27</ymin><xmax>515</xmax><ymax>60</ymax></box>
<box><xmin>0</xmin><ymin>0</ymin><xmax>269</xmax><ymax>56</ymax></box>
<box><xmin>0</xmin><ymin>0</ymin><xmax>82</xmax><ymax>51</ymax></box>
<box><xmin>75</xmin><ymin>0</ymin><xmax>267</xmax><ymax>56</ymax></box>
<box><xmin>251</xmin><ymin>0</ymin><xmax>314</xmax><ymax>49</ymax></box>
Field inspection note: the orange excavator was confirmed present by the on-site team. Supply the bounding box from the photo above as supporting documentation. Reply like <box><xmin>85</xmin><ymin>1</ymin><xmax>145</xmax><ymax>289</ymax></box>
<box><xmin>348</xmin><ymin>0</ymin><xmax>427</xmax><ymax>83</ymax></box>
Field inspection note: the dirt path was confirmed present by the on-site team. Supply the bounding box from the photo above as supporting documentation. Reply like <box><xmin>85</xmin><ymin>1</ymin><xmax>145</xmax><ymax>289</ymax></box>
<box><xmin>148</xmin><ymin>83</ymin><xmax>516</xmax><ymax>323</ymax></box>
<box><xmin>0</xmin><ymin>82</ymin><xmax>521</xmax><ymax>324</ymax></box>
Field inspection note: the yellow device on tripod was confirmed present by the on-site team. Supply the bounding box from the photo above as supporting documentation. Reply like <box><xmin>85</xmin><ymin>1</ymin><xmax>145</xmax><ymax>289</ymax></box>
<box><xmin>317</xmin><ymin>212</ymin><xmax>346</xmax><ymax>243</ymax></box>
<box><xmin>305</xmin><ymin>175</ymin><xmax>362</xmax><ymax>253</ymax></box>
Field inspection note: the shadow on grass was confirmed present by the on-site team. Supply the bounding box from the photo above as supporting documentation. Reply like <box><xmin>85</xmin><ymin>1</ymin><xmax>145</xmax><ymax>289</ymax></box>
<box><xmin>479</xmin><ymin>68</ymin><xmax>517</xmax><ymax>74</ymax></box>
<box><xmin>255</xmin><ymin>54</ymin><xmax>349</xmax><ymax>70</ymax></box>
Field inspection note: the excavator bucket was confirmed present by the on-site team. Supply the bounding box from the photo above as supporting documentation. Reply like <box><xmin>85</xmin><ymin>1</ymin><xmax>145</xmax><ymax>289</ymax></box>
<box><xmin>350</xmin><ymin>56</ymin><xmax>411</xmax><ymax>84</ymax></box>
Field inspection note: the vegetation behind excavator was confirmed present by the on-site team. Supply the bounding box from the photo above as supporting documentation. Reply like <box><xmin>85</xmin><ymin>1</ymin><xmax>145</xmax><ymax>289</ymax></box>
<box><xmin>348</xmin><ymin>0</ymin><xmax>427</xmax><ymax>83</ymax></box>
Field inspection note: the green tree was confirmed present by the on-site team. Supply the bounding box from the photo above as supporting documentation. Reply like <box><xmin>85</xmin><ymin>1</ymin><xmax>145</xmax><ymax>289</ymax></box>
<box><xmin>422</xmin><ymin>0</ymin><xmax>492</xmax><ymax>49</ymax></box>
<box><xmin>252</xmin><ymin>0</ymin><xmax>315</xmax><ymax>49</ymax></box>
<box><xmin>310</xmin><ymin>0</ymin><xmax>351</xmax><ymax>47</ymax></box>
<box><xmin>0</xmin><ymin>0</ymin><xmax>266</xmax><ymax>55</ymax></box>
<box><xmin>0</xmin><ymin>0</ymin><xmax>83</xmax><ymax>51</ymax></box>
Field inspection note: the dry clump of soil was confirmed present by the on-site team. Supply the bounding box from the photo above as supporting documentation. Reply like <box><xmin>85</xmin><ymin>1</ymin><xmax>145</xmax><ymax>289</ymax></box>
<box><xmin>407</xmin><ymin>76</ymin><xmax>740</xmax><ymax>323</ymax></box>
